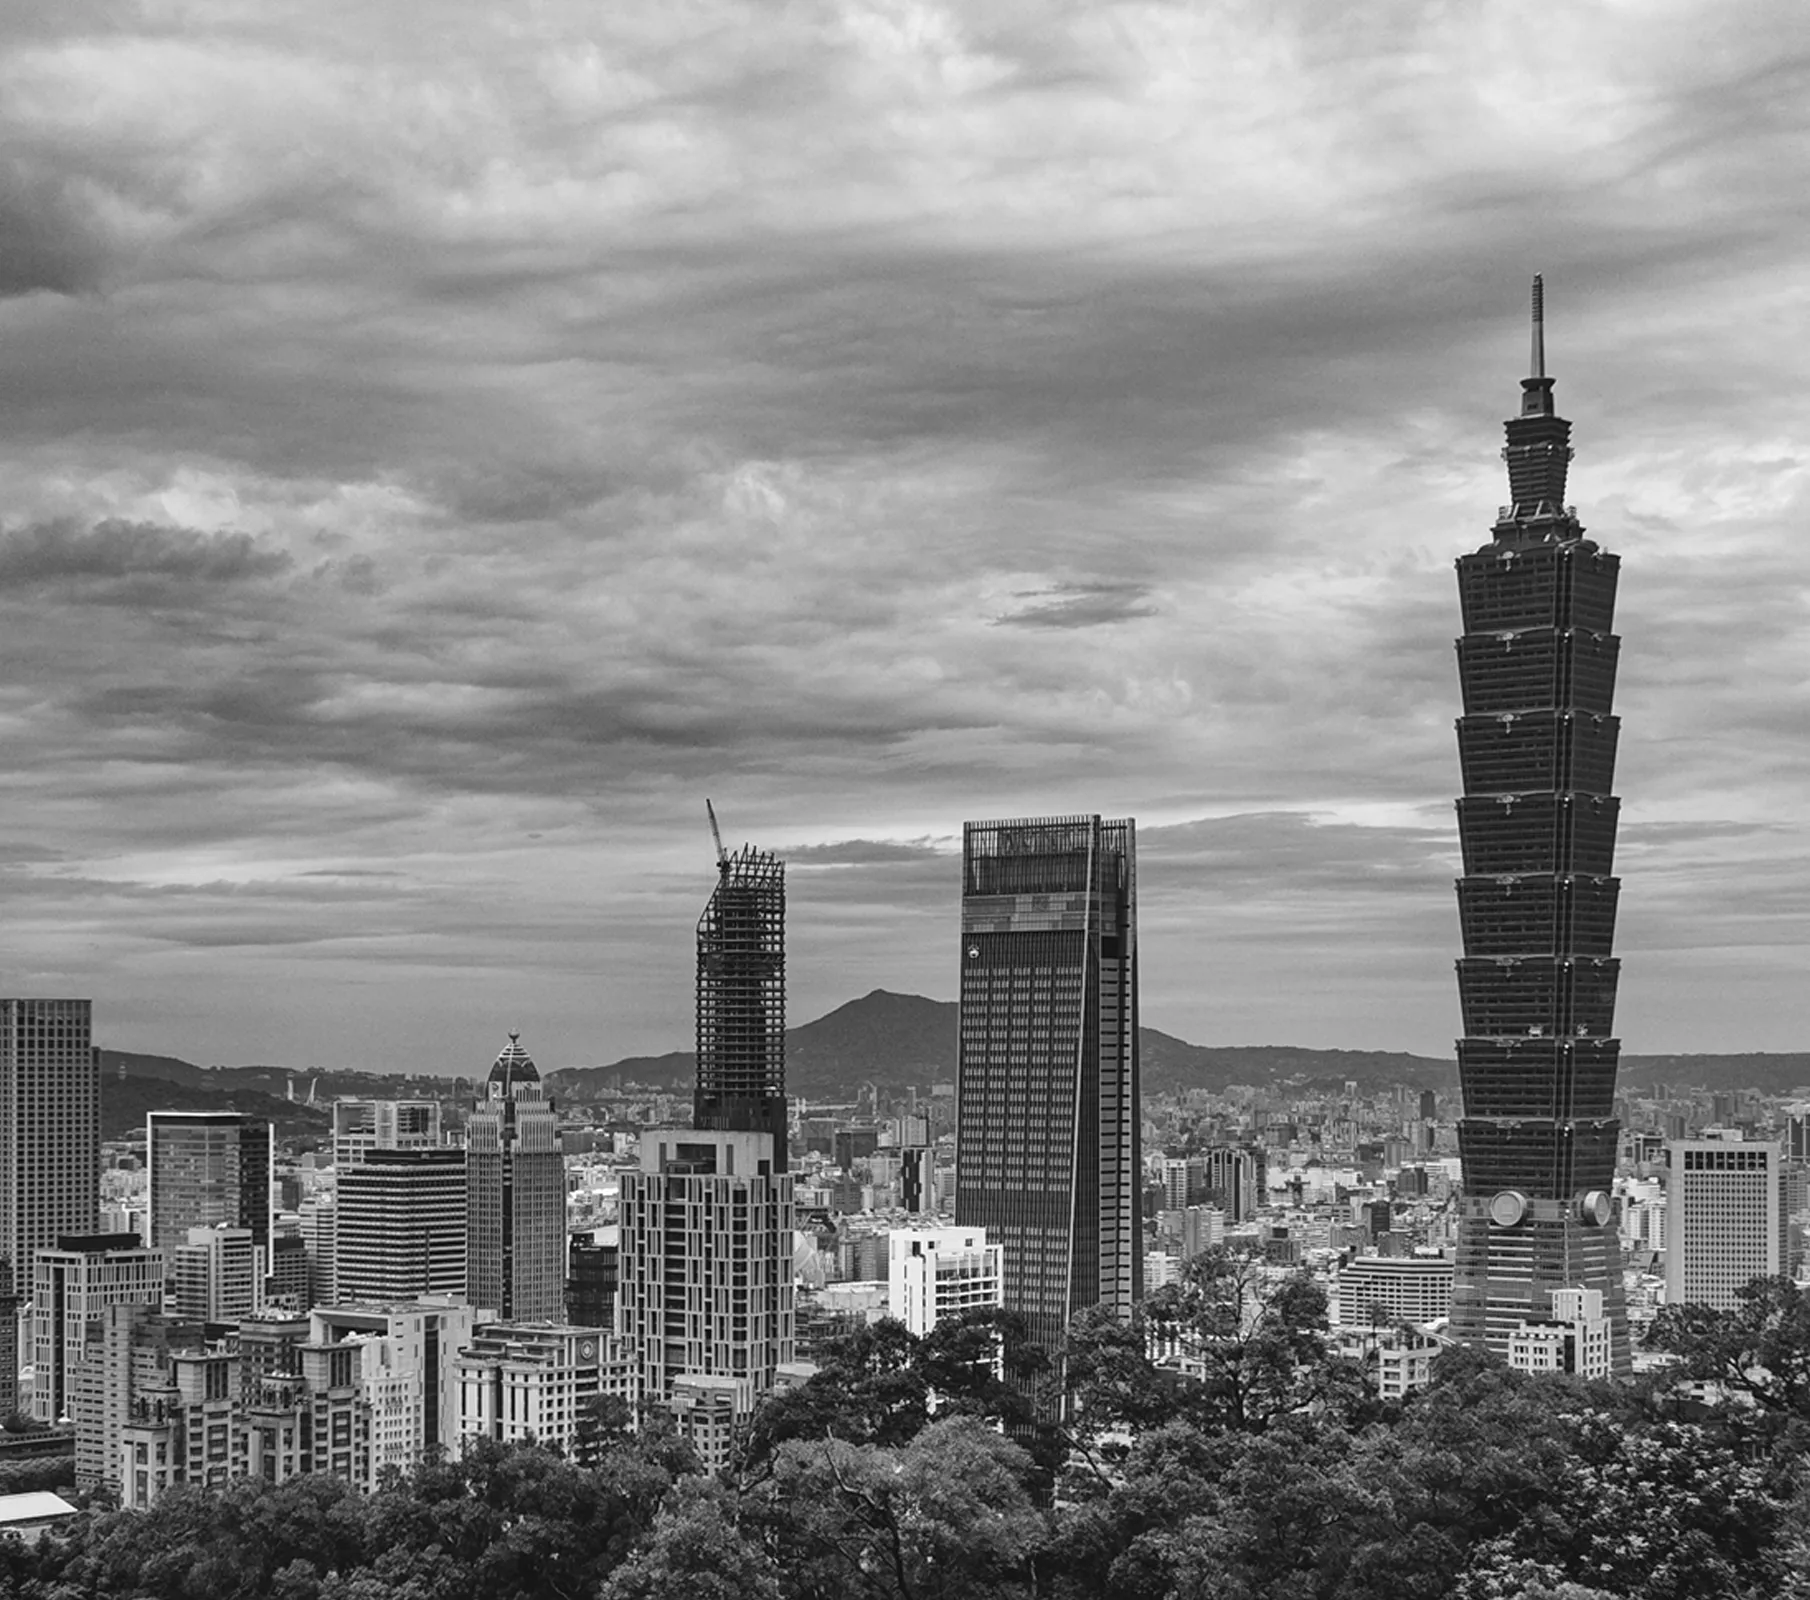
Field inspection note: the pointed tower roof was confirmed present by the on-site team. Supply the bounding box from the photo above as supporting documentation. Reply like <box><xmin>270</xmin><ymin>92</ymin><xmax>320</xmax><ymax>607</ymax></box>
<box><xmin>486</xmin><ymin>1031</ymin><xmax>540</xmax><ymax>1093</ymax></box>
<box><xmin>1497</xmin><ymin>274</ymin><xmax>1576</xmax><ymax>538</ymax></box>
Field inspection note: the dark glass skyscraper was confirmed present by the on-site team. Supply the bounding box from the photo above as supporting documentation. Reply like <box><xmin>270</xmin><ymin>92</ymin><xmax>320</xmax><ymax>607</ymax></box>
<box><xmin>146</xmin><ymin>1110</ymin><xmax>273</xmax><ymax>1258</ymax></box>
<box><xmin>694</xmin><ymin>843</ymin><xmax>787</xmax><ymax>1169</ymax></box>
<box><xmin>956</xmin><ymin>816</ymin><xmax>1140</xmax><ymax>1398</ymax></box>
<box><xmin>1451</xmin><ymin>280</ymin><xmax>1628</xmax><ymax>1370</ymax></box>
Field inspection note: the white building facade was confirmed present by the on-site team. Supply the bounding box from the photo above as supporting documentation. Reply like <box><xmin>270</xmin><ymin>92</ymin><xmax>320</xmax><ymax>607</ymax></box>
<box><xmin>888</xmin><ymin>1226</ymin><xmax>1005</xmax><ymax>1336</ymax></box>
<box><xmin>1665</xmin><ymin>1139</ymin><xmax>1785</xmax><ymax>1310</ymax></box>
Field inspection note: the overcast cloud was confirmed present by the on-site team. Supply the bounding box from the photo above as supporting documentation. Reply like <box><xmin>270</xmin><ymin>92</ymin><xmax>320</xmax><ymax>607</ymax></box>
<box><xmin>3</xmin><ymin>1</ymin><xmax>1809</xmax><ymax>1073</ymax></box>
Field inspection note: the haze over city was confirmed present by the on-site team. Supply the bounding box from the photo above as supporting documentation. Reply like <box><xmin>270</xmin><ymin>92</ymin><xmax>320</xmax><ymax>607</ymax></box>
<box><xmin>3</xmin><ymin>3</ymin><xmax>1810</xmax><ymax>1074</ymax></box>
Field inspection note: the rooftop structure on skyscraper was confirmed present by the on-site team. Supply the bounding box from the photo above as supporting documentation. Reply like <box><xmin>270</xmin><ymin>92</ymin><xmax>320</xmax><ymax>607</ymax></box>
<box><xmin>1449</xmin><ymin>279</ymin><xmax>1628</xmax><ymax>1371</ymax></box>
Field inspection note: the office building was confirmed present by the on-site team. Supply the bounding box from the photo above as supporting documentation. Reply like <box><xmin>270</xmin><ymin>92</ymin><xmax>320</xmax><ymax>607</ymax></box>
<box><xmin>566</xmin><ymin>1232</ymin><xmax>618</xmax><ymax>1329</ymax></box>
<box><xmin>1784</xmin><ymin>1108</ymin><xmax>1810</xmax><ymax>1164</ymax></box>
<box><xmin>1201</xmin><ymin>1145</ymin><xmax>1266</xmax><ymax>1224</ymax></box>
<box><xmin>332</xmin><ymin>1099</ymin><xmax>442</xmax><ymax>1169</ymax></box>
<box><xmin>1507</xmin><ymin>1286</ymin><xmax>1613</xmax><ymax>1379</ymax></box>
<box><xmin>888</xmin><ymin>1226</ymin><xmax>1004</xmax><ymax>1337</ymax></box>
<box><xmin>618</xmin><ymin>1129</ymin><xmax>794</xmax><ymax>1415</ymax></box>
<box><xmin>955</xmin><ymin>816</ymin><xmax>1141</xmax><ymax>1397</ymax></box>
<box><xmin>693</xmin><ymin>831</ymin><xmax>788</xmax><ymax>1166</ymax></box>
<box><xmin>668</xmin><ymin>1372</ymin><xmax>744</xmax><ymax>1473</ymax></box>
<box><xmin>146</xmin><ymin>1111</ymin><xmax>272</xmax><ymax>1259</ymax></box>
<box><xmin>896</xmin><ymin>1144</ymin><xmax>938</xmax><ymax>1215</ymax></box>
<box><xmin>167</xmin><ymin>1226</ymin><xmax>261</xmax><ymax>1323</ymax></box>
<box><xmin>296</xmin><ymin>1198</ymin><xmax>336</xmax><ymax>1308</ymax></box>
<box><xmin>1449</xmin><ymin>280</ymin><xmax>1628</xmax><ymax>1370</ymax></box>
<box><xmin>333</xmin><ymin>1150</ymin><xmax>466</xmax><ymax>1304</ymax></box>
<box><xmin>1664</xmin><ymin>1138</ymin><xmax>1786</xmax><ymax>1309</ymax></box>
<box><xmin>455</xmin><ymin>1321</ymin><xmax>627</xmax><ymax>1455</ymax></box>
<box><xmin>1333</xmin><ymin>1256</ymin><xmax>1455</xmax><ymax>1328</ymax></box>
<box><xmin>466</xmin><ymin>1034</ymin><xmax>564</xmax><ymax>1321</ymax></box>
<box><xmin>266</xmin><ymin>1227</ymin><xmax>309</xmax><ymax>1312</ymax></box>
<box><xmin>31</xmin><ymin>1233</ymin><xmax>163</xmax><ymax>1424</ymax></box>
<box><xmin>0</xmin><ymin>1000</ymin><xmax>98</xmax><ymax>1417</ymax></box>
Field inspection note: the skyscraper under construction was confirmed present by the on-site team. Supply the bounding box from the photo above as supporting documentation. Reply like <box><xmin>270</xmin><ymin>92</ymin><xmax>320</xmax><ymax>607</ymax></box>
<box><xmin>693</xmin><ymin>818</ymin><xmax>788</xmax><ymax>1169</ymax></box>
<box><xmin>617</xmin><ymin>813</ymin><xmax>794</xmax><ymax>1440</ymax></box>
<box><xmin>1450</xmin><ymin>279</ymin><xmax>1628</xmax><ymax>1372</ymax></box>
<box><xmin>956</xmin><ymin>816</ymin><xmax>1141</xmax><ymax>1406</ymax></box>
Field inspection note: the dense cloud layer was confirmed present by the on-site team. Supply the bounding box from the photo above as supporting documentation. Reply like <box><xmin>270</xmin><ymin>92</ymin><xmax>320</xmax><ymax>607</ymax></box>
<box><xmin>1</xmin><ymin>2</ymin><xmax>1808</xmax><ymax>1070</ymax></box>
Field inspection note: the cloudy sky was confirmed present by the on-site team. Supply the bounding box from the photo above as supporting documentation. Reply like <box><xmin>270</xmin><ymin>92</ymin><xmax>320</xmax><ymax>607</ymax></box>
<box><xmin>3</xmin><ymin>2</ymin><xmax>1809</xmax><ymax>1075</ymax></box>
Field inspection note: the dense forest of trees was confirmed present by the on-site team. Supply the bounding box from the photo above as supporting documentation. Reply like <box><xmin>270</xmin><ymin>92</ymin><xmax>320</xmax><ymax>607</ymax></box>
<box><xmin>5</xmin><ymin>1252</ymin><xmax>1809</xmax><ymax>1600</ymax></box>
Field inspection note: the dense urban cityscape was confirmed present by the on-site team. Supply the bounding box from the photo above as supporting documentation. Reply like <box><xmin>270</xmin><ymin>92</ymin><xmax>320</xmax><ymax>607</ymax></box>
<box><xmin>6</xmin><ymin>6</ymin><xmax>1810</xmax><ymax>1597</ymax></box>
<box><xmin>0</xmin><ymin>306</ymin><xmax>1808</xmax><ymax>1593</ymax></box>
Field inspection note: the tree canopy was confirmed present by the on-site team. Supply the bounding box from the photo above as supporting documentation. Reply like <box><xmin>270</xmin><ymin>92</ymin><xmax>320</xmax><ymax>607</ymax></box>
<box><xmin>4</xmin><ymin>1258</ymin><xmax>1807</xmax><ymax>1600</ymax></box>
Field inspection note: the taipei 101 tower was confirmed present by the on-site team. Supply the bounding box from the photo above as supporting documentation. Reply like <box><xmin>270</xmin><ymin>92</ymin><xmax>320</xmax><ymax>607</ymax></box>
<box><xmin>1449</xmin><ymin>279</ymin><xmax>1629</xmax><ymax>1373</ymax></box>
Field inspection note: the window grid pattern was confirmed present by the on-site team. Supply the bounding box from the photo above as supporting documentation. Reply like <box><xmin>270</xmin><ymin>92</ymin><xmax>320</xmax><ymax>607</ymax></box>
<box><xmin>954</xmin><ymin>817</ymin><xmax>1140</xmax><ymax>1414</ymax></box>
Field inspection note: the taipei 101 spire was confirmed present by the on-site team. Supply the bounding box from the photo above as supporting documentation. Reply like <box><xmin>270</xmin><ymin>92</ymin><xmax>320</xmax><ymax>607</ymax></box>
<box><xmin>1448</xmin><ymin>279</ymin><xmax>1629</xmax><ymax>1372</ymax></box>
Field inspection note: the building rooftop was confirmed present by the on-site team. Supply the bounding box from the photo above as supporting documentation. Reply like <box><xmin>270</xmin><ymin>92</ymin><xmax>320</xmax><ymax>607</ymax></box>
<box><xmin>487</xmin><ymin>1032</ymin><xmax>540</xmax><ymax>1092</ymax></box>
<box><xmin>0</xmin><ymin>1491</ymin><xmax>77</xmax><ymax>1525</ymax></box>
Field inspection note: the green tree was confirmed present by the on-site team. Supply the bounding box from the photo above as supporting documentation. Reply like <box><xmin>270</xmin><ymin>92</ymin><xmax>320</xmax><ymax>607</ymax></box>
<box><xmin>758</xmin><ymin>1415</ymin><xmax>1044</xmax><ymax>1600</ymax></box>
<box><xmin>601</xmin><ymin>1478</ymin><xmax>780</xmax><ymax>1600</ymax></box>
<box><xmin>1067</xmin><ymin>1245</ymin><xmax>1364</xmax><ymax>1452</ymax></box>
<box><xmin>1648</xmin><ymin>1275</ymin><xmax>1810</xmax><ymax>1419</ymax></box>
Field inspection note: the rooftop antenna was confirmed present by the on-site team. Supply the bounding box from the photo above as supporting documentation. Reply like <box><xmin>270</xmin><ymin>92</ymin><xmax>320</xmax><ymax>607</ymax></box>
<box><xmin>1530</xmin><ymin>273</ymin><xmax>1545</xmax><ymax>380</ymax></box>
<box><xmin>705</xmin><ymin>798</ymin><xmax>728</xmax><ymax>873</ymax></box>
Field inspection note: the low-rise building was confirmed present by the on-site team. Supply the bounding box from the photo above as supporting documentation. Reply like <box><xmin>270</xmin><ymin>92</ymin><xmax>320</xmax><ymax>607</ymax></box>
<box><xmin>1332</xmin><ymin>1256</ymin><xmax>1454</xmax><ymax>1328</ymax></box>
<box><xmin>1507</xmin><ymin>1286</ymin><xmax>1613</xmax><ymax>1380</ymax></box>
<box><xmin>455</xmin><ymin>1323</ymin><xmax>627</xmax><ymax>1454</ymax></box>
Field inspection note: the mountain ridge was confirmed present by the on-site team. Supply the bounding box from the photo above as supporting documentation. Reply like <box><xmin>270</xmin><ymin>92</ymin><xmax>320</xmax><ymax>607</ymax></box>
<box><xmin>97</xmin><ymin>992</ymin><xmax>1810</xmax><ymax>1103</ymax></box>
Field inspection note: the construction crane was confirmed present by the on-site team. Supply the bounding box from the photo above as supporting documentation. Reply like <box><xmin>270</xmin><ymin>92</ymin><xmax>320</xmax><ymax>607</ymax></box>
<box><xmin>706</xmin><ymin>798</ymin><xmax>729</xmax><ymax>873</ymax></box>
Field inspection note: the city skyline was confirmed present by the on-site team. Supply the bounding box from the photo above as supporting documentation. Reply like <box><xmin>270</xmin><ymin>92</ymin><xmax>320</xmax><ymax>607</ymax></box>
<box><xmin>4</xmin><ymin>7</ymin><xmax>1810</xmax><ymax>1075</ymax></box>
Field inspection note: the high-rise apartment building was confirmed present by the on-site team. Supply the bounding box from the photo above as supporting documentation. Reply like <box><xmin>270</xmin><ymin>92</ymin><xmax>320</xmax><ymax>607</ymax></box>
<box><xmin>147</xmin><ymin>1111</ymin><xmax>272</xmax><ymax>1258</ymax></box>
<box><xmin>1664</xmin><ymin>1138</ymin><xmax>1787</xmax><ymax>1309</ymax></box>
<box><xmin>619</xmin><ymin>829</ymin><xmax>794</xmax><ymax>1419</ymax></box>
<box><xmin>310</xmin><ymin>1299</ymin><xmax>473</xmax><ymax>1486</ymax></box>
<box><xmin>955</xmin><ymin>816</ymin><xmax>1141</xmax><ymax>1396</ymax></box>
<box><xmin>31</xmin><ymin>1232</ymin><xmax>164</xmax><ymax>1424</ymax></box>
<box><xmin>333</xmin><ymin>1150</ymin><xmax>466</xmax><ymax>1304</ymax></box>
<box><xmin>71</xmin><ymin>1302</ymin><xmax>205</xmax><ymax>1492</ymax></box>
<box><xmin>0</xmin><ymin>999</ymin><xmax>98</xmax><ymax>1415</ymax></box>
<box><xmin>466</xmin><ymin>1034</ymin><xmax>564</xmax><ymax>1321</ymax></box>
<box><xmin>1449</xmin><ymin>281</ymin><xmax>1628</xmax><ymax>1371</ymax></box>
<box><xmin>618</xmin><ymin>1129</ymin><xmax>794</xmax><ymax>1413</ymax></box>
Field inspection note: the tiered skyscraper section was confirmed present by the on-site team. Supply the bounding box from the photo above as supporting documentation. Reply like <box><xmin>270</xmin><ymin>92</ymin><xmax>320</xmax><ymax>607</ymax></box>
<box><xmin>1450</xmin><ymin>280</ymin><xmax>1628</xmax><ymax>1373</ymax></box>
